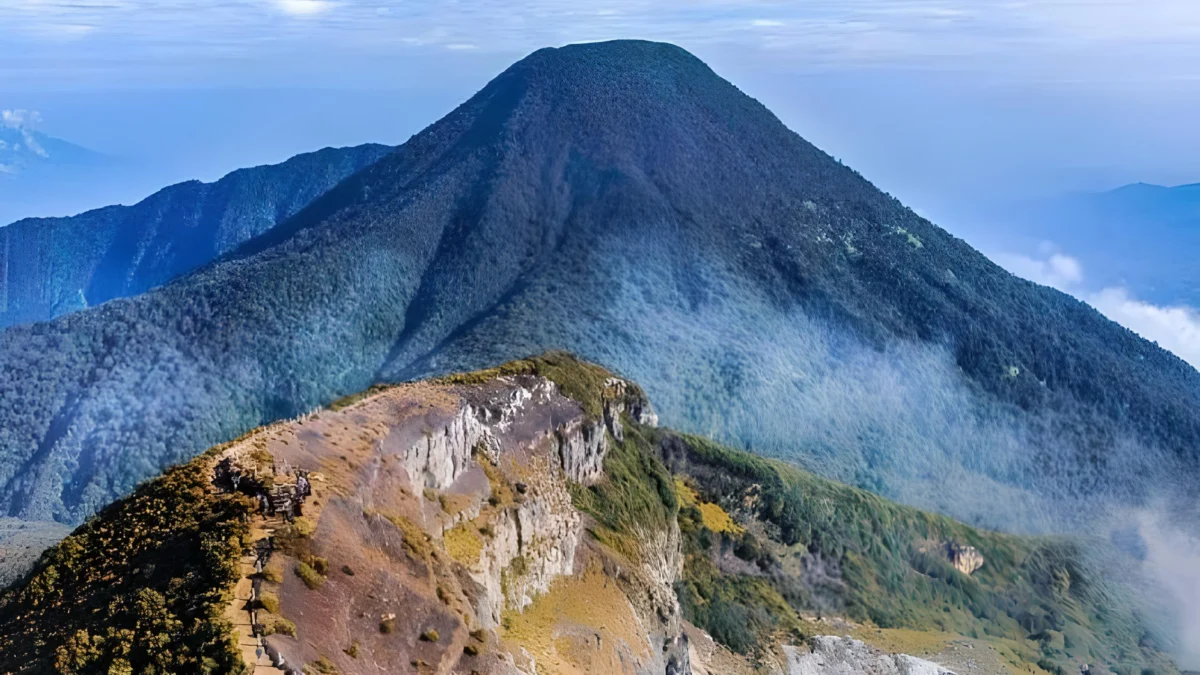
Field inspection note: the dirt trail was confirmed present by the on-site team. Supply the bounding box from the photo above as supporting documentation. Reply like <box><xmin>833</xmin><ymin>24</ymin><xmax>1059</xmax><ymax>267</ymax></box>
<box><xmin>214</xmin><ymin>426</ymin><xmax>333</xmax><ymax>675</ymax></box>
<box><xmin>223</xmin><ymin>518</ymin><xmax>286</xmax><ymax>675</ymax></box>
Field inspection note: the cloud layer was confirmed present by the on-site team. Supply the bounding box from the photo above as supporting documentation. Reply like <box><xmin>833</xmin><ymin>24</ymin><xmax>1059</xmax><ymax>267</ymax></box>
<box><xmin>2</xmin><ymin>0</ymin><xmax>1200</xmax><ymax>87</ymax></box>
<box><xmin>1</xmin><ymin>109</ymin><xmax>41</xmax><ymax>130</ymax></box>
<box><xmin>274</xmin><ymin>0</ymin><xmax>334</xmax><ymax>16</ymax></box>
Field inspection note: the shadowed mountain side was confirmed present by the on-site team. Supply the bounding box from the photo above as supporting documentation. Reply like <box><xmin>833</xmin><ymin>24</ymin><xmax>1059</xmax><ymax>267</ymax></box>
<box><xmin>0</xmin><ymin>40</ymin><xmax>1197</xmax><ymax>536</ymax></box>
<box><xmin>0</xmin><ymin>143</ymin><xmax>391</xmax><ymax>330</ymax></box>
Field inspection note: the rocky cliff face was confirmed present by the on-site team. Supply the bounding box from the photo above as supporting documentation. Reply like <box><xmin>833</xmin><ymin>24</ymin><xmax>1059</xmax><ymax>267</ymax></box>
<box><xmin>946</xmin><ymin>543</ymin><xmax>984</xmax><ymax>576</ymax></box>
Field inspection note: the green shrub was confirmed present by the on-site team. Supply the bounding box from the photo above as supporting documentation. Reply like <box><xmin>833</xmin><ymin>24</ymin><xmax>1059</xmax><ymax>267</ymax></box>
<box><xmin>292</xmin><ymin>517</ymin><xmax>317</xmax><ymax>538</ymax></box>
<box><xmin>258</xmin><ymin>591</ymin><xmax>280</xmax><ymax>614</ymax></box>
<box><xmin>264</xmin><ymin>617</ymin><xmax>296</xmax><ymax>638</ymax></box>
<box><xmin>262</xmin><ymin>564</ymin><xmax>283</xmax><ymax>583</ymax></box>
<box><xmin>569</xmin><ymin>424</ymin><xmax>678</xmax><ymax>561</ymax></box>
<box><xmin>0</xmin><ymin>454</ymin><xmax>253</xmax><ymax>673</ymax></box>
<box><xmin>304</xmin><ymin>655</ymin><xmax>340</xmax><ymax>674</ymax></box>
<box><xmin>295</xmin><ymin>562</ymin><xmax>326</xmax><ymax>590</ymax></box>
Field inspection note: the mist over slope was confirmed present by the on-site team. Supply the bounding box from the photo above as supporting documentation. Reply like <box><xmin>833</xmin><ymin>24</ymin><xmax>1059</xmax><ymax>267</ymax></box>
<box><xmin>0</xmin><ymin>143</ymin><xmax>391</xmax><ymax>330</ymax></box>
<box><xmin>0</xmin><ymin>40</ymin><xmax>1197</xmax><ymax>548</ymax></box>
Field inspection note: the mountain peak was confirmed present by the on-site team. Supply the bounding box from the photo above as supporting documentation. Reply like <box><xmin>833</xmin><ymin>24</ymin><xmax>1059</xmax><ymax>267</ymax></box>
<box><xmin>442</xmin><ymin>39</ymin><xmax>771</xmax><ymax>148</ymax></box>
<box><xmin>512</xmin><ymin>39</ymin><xmax>707</xmax><ymax>78</ymax></box>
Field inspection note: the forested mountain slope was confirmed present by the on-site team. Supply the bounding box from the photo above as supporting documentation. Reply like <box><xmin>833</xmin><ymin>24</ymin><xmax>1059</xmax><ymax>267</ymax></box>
<box><xmin>0</xmin><ymin>143</ymin><xmax>391</xmax><ymax>330</ymax></box>
<box><xmin>0</xmin><ymin>40</ymin><xmax>1196</xmax><ymax>541</ymax></box>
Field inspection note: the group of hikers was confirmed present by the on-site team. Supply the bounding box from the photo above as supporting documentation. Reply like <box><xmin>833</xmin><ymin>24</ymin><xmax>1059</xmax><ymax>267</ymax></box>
<box><xmin>214</xmin><ymin>455</ymin><xmax>313</xmax><ymax>523</ymax></box>
<box><xmin>213</xmin><ymin>455</ymin><xmax>314</xmax><ymax>673</ymax></box>
<box><xmin>257</xmin><ymin>471</ymin><xmax>311</xmax><ymax>523</ymax></box>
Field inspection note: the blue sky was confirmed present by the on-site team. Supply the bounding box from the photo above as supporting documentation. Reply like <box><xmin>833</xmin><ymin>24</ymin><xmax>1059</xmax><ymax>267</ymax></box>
<box><xmin>3</xmin><ymin>0</ymin><xmax>1200</xmax><ymax>371</ymax></box>
<box><xmin>3</xmin><ymin>0</ymin><xmax>1198</xmax><ymax>198</ymax></box>
<box><xmin>0</xmin><ymin>0</ymin><xmax>1194</xmax><ymax>105</ymax></box>
<box><xmin>3</xmin><ymin>0</ymin><xmax>1199</xmax><ymax>85</ymax></box>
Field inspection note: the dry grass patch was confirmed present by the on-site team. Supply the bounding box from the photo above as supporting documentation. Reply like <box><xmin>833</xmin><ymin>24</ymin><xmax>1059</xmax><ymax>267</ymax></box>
<box><xmin>438</xmin><ymin>492</ymin><xmax>476</xmax><ymax>517</ymax></box>
<box><xmin>444</xmin><ymin>524</ymin><xmax>483</xmax><ymax>565</ymax></box>
<box><xmin>383</xmin><ymin>513</ymin><xmax>433</xmax><ymax>560</ymax></box>
<box><xmin>500</xmin><ymin>566</ymin><xmax>647</xmax><ymax>675</ymax></box>
<box><xmin>676</xmin><ymin>478</ymin><xmax>742</xmax><ymax>534</ymax></box>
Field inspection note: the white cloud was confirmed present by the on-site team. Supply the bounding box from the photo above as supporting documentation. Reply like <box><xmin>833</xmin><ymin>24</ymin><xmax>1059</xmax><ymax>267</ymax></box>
<box><xmin>1135</xmin><ymin>508</ymin><xmax>1200</xmax><ymax>668</ymax></box>
<box><xmin>752</xmin><ymin>19</ymin><xmax>784</xmax><ymax>27</ymax></box>
<box><xmin>992</xmin><ymin>250</ymin><xmax>1083</xmax><ymax>291</ymax></box>
<box><xmin>1</xmin><ymin>109</ymin><xmax>41</xmax><ymax>130</ymax></box>
<box><xmin>995</xmin><ymin>247</ymin><xmax>1200</xmax><ymax>370</ymax></box>
<box><xmin>1089</xmin><ymin>288</ymin><xmax>1200</xmax><ymax>369</ymax></box>
<box><xmin>273</xmin><ymin>0</ymin><xmax>333</xmax><ymax>16</ymax></box>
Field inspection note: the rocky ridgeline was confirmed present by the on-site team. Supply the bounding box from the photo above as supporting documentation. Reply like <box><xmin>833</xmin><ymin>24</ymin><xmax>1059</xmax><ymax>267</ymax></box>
<box><xmin>208</xmin><ymin>367</ymin><xmax>992</xmax><ymax>675</ymax></box>
<box><xmin>199</xmin><ymin>365</ymin><xmax>694</xmax><ymax>674</ymax></box>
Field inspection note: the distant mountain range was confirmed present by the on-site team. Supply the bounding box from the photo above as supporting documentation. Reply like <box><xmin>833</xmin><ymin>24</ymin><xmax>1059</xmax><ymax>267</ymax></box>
<box><xmin>0</xmin><ymin>143</ymin><xmax>391</xmax><ymax>330</ymax></box>
<box><xmin>0</xmin><ymin>38</ymin><xmax>1196</xmax><ymax>555</ymax></box>
<box><xmin>1006</xmin><ymin>182</ymin><xmax>1200</xmax><ymax>305</ymax></box>
<box><xmin>0</xmin><ymin>117</ymin><xmax>119</xmax><ymax>227</ymax></box>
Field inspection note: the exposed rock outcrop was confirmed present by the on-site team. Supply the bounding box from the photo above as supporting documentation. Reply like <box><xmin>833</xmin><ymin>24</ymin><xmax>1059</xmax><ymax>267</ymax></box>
<box><xmin>557</xmin><ymin>416</ymin><xmax>609</xmax><ymax>485</ymax></box>
<box><xmin>470</xmin><ymin>449</ymin><xmax>584</xmax><ymax>628</ymax></box>
<box><xmin>785</xmin><ymin>636</ymin><xmax>957</xmax><ymax>675</ymax></box>
<box><xmin>402</xmin><ymin>401</ymin><xmax>494</xmax><ymax>489</ymax></box>
<box><xmin>947</xmin><ymin>543</ymin><xmax>985</xmax><ymax>576</ymax></box>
